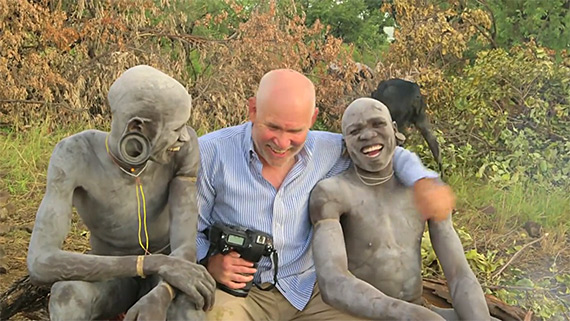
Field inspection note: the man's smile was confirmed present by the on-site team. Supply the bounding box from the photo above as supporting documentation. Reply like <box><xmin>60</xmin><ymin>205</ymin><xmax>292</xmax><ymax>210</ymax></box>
<box><xmin>361</xmin><ymin>144</ymin><xmax>383</xmax><ymax>157</ymax></box>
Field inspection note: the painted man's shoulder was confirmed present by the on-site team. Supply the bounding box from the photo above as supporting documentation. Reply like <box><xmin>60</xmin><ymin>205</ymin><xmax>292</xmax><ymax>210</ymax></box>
<box><xmin>53</xmin><ymin>129</ymin><xmax>105</xmax><ymax>154</ymax></box>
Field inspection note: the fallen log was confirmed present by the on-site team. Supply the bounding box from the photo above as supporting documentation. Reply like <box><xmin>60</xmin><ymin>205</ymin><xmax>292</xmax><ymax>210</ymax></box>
<box><xmin>0</xmin><ymin>275</ymin><xmax>49</xmax><ymax>321</ymax></box>
<box><xmin>423</xmin><ymin>278</ymin><xmax>538</xmax><ymax>321</ymax></box>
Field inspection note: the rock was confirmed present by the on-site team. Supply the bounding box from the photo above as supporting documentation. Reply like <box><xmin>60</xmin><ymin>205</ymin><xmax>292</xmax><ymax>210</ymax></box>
<box><xmin>0</xmin><ymin>190</ymin><xmax>9</xmax><ymax>206</ymax></box>
<box><xmin>0</xmin><ymin>246</ymin><xmax>6</xmax><ymax>274</ymax></box>
<box><xmin>523</xmin><ymin>221</ymin><xmax>542</xmax><ymax>238</ymax></box>
<box><xmin>21</xmin><ymin>224</ymin><xmax>34</xmax><ymax>233</ymax></box>
<box><xmin>0</xmin><ymin>206</ymin><xmax>8</xmax><ymax>222</ymax></box>
<box><xmin>0</xmin><ymin>223</ymin><xmax>10</xmax><ymax>236</ymax></box>
<box><xmin>478</xmin><ymin>205</ymin><xmax>496</xmax><ymax>215</ymax></box>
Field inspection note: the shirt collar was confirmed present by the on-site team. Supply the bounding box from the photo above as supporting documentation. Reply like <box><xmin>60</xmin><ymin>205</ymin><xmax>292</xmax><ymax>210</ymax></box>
<box><xmin>243</xmin><ymin>122</ymin><xmax>256</xmax><ymax>161</ymax></box>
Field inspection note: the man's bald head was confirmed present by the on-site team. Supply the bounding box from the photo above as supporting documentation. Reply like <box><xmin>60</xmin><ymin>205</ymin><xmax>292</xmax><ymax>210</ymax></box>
<box><xmin>255</xmin><ymin>69</ymin><xmax>316</xmax><ymax>115</ymax></box>
<box><xmin>108</xmin><ymin>65</ymin><xmax>191</xmax><ymax>122</ymax></box>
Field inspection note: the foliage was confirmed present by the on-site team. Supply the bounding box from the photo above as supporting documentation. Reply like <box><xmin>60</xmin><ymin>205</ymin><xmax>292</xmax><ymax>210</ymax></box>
<box><xmin>373</xmin><ymin>0</ymin><xmax>570</xmax><ymax>188</ymax></box>
<box><xmin>493</xmin><ymin>272</ymin><xmax>570</xmax><ymax>320</ymax></box>
<box><xmin>0</xmin><ymin>0</ymin><xmax>202</xmax><ymax>130</ymax></box>
<box><xmin>448</xmin><ymin>41</ymin><xmax>570</xmax><ymax>186</ymax></box>
<box><xmin>422</xmin><ymin>223</ymin><xmax>503</xmax><ymax>280</ymax></box>
<box><xmin>478</xmin><ymin>0</ymin><xmax>570</xmax><ymax>51</ymax></box>
<box><xmin>301</xmin><ymin>0</ymin><xmax>388</xmax><ymax>65</ymax></box>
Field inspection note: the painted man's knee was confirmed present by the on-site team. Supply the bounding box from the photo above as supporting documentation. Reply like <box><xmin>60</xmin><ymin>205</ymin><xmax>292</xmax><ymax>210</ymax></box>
<box><xmin>167</xmin><ymin>294</ymin><xmax>206</xmax><ymax>321</ymax></box>
<box><xmin>49</xmin><ymin>281</ymin><xmax>94</xmax><ymax>320</ymax></box>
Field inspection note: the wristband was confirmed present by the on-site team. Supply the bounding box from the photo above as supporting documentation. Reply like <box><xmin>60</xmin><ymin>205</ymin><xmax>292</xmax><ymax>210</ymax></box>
<box><xmin>136</xmin><ymin>255</ymin><xmax>146</xmax><ymax>278</ymax></box>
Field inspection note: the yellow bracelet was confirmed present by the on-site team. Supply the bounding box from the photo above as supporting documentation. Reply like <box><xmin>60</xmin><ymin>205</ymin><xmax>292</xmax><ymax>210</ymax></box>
<box><xmin>162</xmin><ymin>282</ymin><xmax>176</xmax><ymax>300</ymax></box>
<box><xmin>136</xmin><ymin>255</ymin><xmax>146</xmax><ymax>278</ymax></box>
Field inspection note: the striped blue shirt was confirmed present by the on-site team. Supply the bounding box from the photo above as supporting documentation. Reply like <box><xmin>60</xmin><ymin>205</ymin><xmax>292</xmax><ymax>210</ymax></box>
<box><xmin>196</xmin><ymin>122</ymin><xmax>438</xmax><ymax>310</ymax></box>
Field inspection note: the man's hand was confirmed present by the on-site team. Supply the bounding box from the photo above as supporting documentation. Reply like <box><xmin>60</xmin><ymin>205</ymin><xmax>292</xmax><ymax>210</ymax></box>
<box><xmin>157</xmin><ymin>257</ymin><xmax>215</xmax><ymax>311</ymax></box>
<box><xmin>207</xmin><ymin>251</ymin><xmax>257</xmax><ymax>289</ymax></box>
<box><xmin>124</xmin><ymin>283</ymin><xmax>171</xmax><ymax>321</ymax></box>
<box><xmin>413</xmin><ymin>178</ymin><xmax>456</xmax><ymax>222</ymax></box>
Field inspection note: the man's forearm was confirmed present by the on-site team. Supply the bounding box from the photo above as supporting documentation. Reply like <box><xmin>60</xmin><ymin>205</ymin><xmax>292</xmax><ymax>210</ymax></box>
<box><xmin>168</xmin><ymin>178</ymin><xmax>199</xmax><ymax>262</ymax></box>
<box><xmin>28</xmin><ymin>250</ymin><xmax>168</xmax><ymax>284</ymax></box>
<box><xmin>450</xmin><ymin>275</ymin><xmax>490</xmax><ymax>319</ymax></box>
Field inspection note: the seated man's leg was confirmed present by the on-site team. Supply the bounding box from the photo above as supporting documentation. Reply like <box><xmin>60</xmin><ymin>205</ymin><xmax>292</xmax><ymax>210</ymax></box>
<box><xmin>49</xmin><ymin>277</ymin><xmax>139</xmax><ymax>321</ymax></box>
<box><xmin>292</xmin><ymin>282</ymin><xmax>367</xmax><ymax>321</ymax></box>
<box><xmin>206</xmin><ymin>288</ymin><xmax>276</xmax><ymax>321</ymax></box>
<box><xmin>430</xmin><ymin>307</ymin><xmax>459</xmax><ymax>321</ymax></box>
<box><xmin>167</xmin><ymin>293</ymin><xmax>206</xmax><ymax>321</ymax></box>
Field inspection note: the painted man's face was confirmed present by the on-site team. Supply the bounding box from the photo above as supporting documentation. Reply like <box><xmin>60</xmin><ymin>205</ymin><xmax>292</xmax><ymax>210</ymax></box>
<box><xmin>342</xmin><ymin>98</ymin><xmax>397</xmax><ymax>172</ymax></box>
<box><xmin>147</xmin><ymin>113</ymin><xmax>190</xmax><ymax>165</ymax></box>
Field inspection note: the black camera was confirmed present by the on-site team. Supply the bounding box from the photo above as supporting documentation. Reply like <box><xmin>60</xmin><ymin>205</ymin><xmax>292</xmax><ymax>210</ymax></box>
<box><xmin>206</xmin><ymin>222</ymin><xmax>278</xmax><ymax>297</ymax></box>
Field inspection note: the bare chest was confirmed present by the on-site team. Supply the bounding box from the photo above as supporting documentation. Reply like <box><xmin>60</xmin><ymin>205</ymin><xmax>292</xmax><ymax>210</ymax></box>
<box><xmin>341</xmin><ymin>186</ymin><xmax>425</xmax><ymax>267</ymax></box>
<box><xmin>72</xmin><ymin>165</ymin><xmax>173</xmax><ymax>252</ymax></box>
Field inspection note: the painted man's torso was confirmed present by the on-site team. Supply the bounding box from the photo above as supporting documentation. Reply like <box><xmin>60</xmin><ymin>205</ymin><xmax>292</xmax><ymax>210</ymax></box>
<box><xmin>60</xmin><ymin>129</ymin><xmax>186</xmax><ymax>256</ymax></box>
<box><xmin>330</xmin><ymin>170</ymin><xmax>425</xmax><ymax>303</ymax></box>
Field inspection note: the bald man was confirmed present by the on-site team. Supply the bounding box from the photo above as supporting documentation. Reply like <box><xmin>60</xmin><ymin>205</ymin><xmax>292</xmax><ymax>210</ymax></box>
<box><xmin>309</xmin><ymin>98</ymin><xmax>490</xmax><ymax>320</ymax></box>
<box><xmin>27</xmin><ymin>65</ymin><xmax>215</xmax><ymax>320</ymax></box>
<box><xmin>197</xmin><ymin>69</ymin><xmax>455</xmax><ymax>320</ymax></box>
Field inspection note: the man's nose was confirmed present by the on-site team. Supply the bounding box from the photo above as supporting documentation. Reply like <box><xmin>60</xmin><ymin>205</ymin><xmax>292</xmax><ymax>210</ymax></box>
<box><xmin>273</xmin><ymin>133</ymin><xmax>291</xmax><ymax>149</ymax></box>
<box><xmin>178</xmin><ymin>127</ymin><xmax>190</xmax><ymax>142</ymax></box>
<box><xmin>359</xmin><ymin>129</ymin><xmax>377</xmax><ymax>140</ymax></box>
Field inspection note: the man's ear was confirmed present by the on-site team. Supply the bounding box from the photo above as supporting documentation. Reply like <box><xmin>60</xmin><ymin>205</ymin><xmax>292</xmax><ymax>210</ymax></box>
<box><xmin>248</xmin><ymin>97</ymin><xmax>257</xmax><ymax>122</ymax></box>
<box><xmin>310</xmin><ymin>107</ymin><xmax>319</xmax><ymax>127</ymax></box>
<box><xmin>393</xmin><ymin>121</ymin><xmax>406</xmax><ymax>145</ymax></box>
<box><xmin>126</xmin><ymin>117</ymin><xmax>147</xmax><ymax>132</ymax></box>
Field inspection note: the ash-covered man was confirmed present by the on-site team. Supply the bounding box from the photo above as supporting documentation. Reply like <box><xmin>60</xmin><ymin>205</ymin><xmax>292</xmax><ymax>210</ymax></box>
<box><xmin>27</xmin><ymin>65</ymin><xmax>215</xmax><ymax>321</ymax></box>
<box><xmin>197</xmin><ymin>69</ymin><xmax>456</xmax><ymax>320</ymax></box>
<box><xmin>309</xmin><ymin>97</ymin><xmax>491</xmax><ymax>320</ymax></box>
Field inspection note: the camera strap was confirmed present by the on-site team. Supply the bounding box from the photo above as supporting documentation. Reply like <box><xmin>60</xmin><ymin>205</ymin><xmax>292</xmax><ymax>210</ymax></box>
<box><xmin>255</xmin><ymin>249</ymin><xmax>281</xmax><ymax>292</ymax></box>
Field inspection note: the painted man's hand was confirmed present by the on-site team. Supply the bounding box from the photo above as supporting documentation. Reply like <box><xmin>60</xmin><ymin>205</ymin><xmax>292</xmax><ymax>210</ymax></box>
<box><xmin>124</xmin><ymin>283</ymin><xmax>171</xmax><ymax>321</ymax></box>
<box><xmin>207</xmin><ymin>251</ymin><xmax>257</xmax><ymax>290</ymax></box>
<box><xmin>157</xmin><ymin>257</ymin><xmax>215</xmax><ymax>311</ymax></box>
<box><xmin>413</xmin><ymin>178</ymin><xmax>456</xmax><ymax>222</ymax></box>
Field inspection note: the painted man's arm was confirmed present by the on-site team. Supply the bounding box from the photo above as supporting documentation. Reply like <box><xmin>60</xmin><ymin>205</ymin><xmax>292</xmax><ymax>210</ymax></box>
<box><xmin>169</xmin><ymin>128</ymin><xmax>201</xmax><ymax>262</ymax></box>
<box><xmin>164</xmin><ymin>128</ymin><xmax>215</xmax><ymax>310</ymax></box>
<box><xmin>309</xmin><ymin>184</ymin><xmax>443</xmax><ymax>320</ymax></box>
<box><xmin>429</xmin><ymin>217</ymin><xmax>491</xmax><ymax>319</ymax></box>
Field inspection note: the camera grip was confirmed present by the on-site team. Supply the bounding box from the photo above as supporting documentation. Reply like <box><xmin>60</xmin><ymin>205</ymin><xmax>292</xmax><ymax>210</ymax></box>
<box><xmin>216</xmin><ymin>263</ymin><xmax>257</xmax><ymax>297</ymax></box>
<box><xmin>217</xmin><ymin>278</ymin><xmax>252</xmax><ymax>298</ymax></box>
